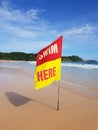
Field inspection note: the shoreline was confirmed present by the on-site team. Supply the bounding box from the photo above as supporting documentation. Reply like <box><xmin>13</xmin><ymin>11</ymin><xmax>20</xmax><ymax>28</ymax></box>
<box><xmin>0</xmin><ymin>64</ymin><xmax>98</xmax><ymax>130</ymax></box>
<box><xmin>0</xmin><ymin>60</ymin><xmax>28</xmax><ymax>62</ymax></box>
<box><xmin>0</xmin><ymin>61</ymin><xmax>98</xmax><ymax>101</ymax></box>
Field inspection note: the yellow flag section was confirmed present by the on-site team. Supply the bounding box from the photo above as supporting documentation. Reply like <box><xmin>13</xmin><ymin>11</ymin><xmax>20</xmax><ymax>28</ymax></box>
<box><xmin>34</xmin><ymin>58</ymin><xmax>61</xmax><ymax>89</ymax></box>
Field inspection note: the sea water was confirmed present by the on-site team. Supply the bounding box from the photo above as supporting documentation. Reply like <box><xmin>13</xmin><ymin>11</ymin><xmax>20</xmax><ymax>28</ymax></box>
<box><xmin>0</xmin><ymin>61</ymin><xmax>98</xmax><ymax>101</ymax></box>
<box><xmin>0</xmin><ymin>61</ymin><xmax>98</xmax><ymax>88</ymax></box>
<box><xmin>61</xmin><ymin>62</ymin><xmax>98</xmax><ymax>88</ymax></box>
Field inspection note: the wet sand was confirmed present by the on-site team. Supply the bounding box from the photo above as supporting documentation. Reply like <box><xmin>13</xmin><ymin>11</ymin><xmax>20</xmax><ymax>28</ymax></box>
<box><xmin>0</xmin><ymin>67</ymin><xmax>98</xmax><ymax>130</ymax></box>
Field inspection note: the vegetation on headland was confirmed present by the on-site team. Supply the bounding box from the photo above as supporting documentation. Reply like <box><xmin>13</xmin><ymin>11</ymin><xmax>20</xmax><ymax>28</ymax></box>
<box><xmin>62</xmin><ymin>55</ymin><xmax>84</xmax><ymax>62</ymax></box>
<box><xmin>0</xmin><ymin>52</ymin><xmax>37</xmax><ymax>61</ymax></box>
<box><xmin>0</xmin><ymin>52</ymin><xmax>84</xmax><ymax>62</ymax></box>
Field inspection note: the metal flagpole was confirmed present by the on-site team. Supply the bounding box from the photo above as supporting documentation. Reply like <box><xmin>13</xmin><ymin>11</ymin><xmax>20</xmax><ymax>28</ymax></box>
<box><xmin>57</xmin><ymin>81</ymin><xmax>60</xmax><ymax>111</ymax></box>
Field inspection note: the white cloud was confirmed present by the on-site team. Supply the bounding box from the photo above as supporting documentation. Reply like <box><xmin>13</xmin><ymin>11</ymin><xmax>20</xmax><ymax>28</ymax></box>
<box><xmin>0</xmin><ymin>1</ymin><xmax>39</xmax><ymax>23</ymax></box>
<box><xmin>63</xmin><ymin>24</ymin><xmax>96</xmax><ymax>38</ymax></box>
<box><xmin>0</xmin><ymin>0</ymin><xmax>98</xmax><ymax>55</ymax></box>
<box><xmin>61</xmin><ymin>24</ymin><xmax>98</xmax><ymax>49</ymax></box>
<box><xmin>0</xmin><ymin>40</ymin><xmax>52</xmax><ymax>53</ymax></box>
<box><xmin>0</xmin><ymin>1</ymin><xmax>97</xmax><ymax>40</ymax></box>
<box><xmin>2</xmin><ymin>23</ymin><xmax>37</xmax><ymax>38</ymax></box>
<box><xmin>0</xmin><ymin>1</ymin><xmax>59</xmax><ymax>39</ymax></box>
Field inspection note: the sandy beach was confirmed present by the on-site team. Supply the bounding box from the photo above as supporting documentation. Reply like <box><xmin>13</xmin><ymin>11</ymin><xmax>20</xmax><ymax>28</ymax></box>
<box><xmin>0</xmin><ymin>62</ymin><xmax>98</xmax><ymax>130</ymax></box>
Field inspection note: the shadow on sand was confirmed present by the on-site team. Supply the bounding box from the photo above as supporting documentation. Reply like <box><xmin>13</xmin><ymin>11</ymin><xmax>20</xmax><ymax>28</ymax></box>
<box><xmin>5</xmin><ymin>91</ymin><xmax>56</xmax><ymax>110</ymax></box>
<box><xmin>5</xmin><ymin>92</ymin><xmax>32</xmax><ymax>107</ymax></box>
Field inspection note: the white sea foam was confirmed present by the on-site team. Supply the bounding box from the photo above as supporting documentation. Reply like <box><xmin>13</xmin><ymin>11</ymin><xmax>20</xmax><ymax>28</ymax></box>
<box><xmin>62</xmin><ymin>63</ymin><xmax>98</xmax><ymax>69</ymax></box>
<box><xmin>0</xmin><ymin>65</ymin><xmax>19</xmax><ymax>69</ymax></box>
<box><xmin>28</xmin><ymin>61</ymin><xmax>98</xmax><ymax>69</ymax></box>
<box><xmin>27</xmin><ymin>61</ymin><xmax>36</xmax><ymax>65</ymax></box>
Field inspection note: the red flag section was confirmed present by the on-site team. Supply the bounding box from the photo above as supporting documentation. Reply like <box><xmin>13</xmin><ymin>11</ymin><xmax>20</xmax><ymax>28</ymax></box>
<box><xmin>36</xmin><ymin>36</ymin><xmax>62</xmax><ymax>66</ymax></box>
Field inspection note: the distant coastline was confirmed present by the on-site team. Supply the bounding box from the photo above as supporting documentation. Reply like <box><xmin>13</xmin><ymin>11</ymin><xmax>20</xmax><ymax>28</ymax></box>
<box><xmin>0</xmin><ymin>52</ymin><xmax>98</xmax><ymax>63</ymax></box>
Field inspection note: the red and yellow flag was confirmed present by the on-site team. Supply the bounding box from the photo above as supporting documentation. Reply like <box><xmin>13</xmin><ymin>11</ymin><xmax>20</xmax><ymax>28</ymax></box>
<box><xmin>34</xmin><ymin>36</ymin><xmax>62</xmax><ymax>89</ymax></box>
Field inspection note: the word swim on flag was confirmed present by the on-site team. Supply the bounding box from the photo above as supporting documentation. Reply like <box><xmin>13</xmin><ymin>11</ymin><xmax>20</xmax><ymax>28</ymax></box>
<box><xmin>34</xmin><ymin>36</ymin><xmax>62</xmax><ymax>89</ymax></box>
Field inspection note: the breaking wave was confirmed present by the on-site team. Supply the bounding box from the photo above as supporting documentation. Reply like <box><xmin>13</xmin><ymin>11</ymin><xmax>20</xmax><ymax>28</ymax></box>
<box><xmin>62</xmin><ymin>62</ymin><xmax>98</xmax><ymax>69</ymax></box>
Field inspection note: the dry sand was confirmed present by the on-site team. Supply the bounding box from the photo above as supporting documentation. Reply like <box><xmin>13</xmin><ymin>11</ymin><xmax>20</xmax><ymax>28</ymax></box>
<box><xmin>0</xmin><ymin>67</ymin><xmax>98</xmax><ymax>130</ymax></box>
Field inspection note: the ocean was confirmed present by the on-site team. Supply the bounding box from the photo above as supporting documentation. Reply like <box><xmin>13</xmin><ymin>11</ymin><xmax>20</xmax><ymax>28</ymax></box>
<box><xmin>0</xmin><ymin>61</ymin><xmax>98</xmax><ymax>101</ymax></box>
<box><xmin>61</xmin><ymin>62</ymin><xmax>98</xmax><ymax>88</ymax></box>
<box><xmin>0</xmin><ymin>61</ymin><xmax>98</xmax><ymax>88</ymax></box>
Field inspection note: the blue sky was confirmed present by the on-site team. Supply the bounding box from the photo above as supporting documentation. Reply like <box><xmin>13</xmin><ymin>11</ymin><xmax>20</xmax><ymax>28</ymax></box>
<box><xmin>0</xmin><ymin>0</ymin><xmax>98</xmax><ymax>60</ymax></box>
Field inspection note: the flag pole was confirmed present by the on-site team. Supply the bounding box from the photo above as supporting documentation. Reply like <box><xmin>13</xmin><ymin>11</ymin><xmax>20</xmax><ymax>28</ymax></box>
<box><xmin>57</xmin><ymin>81</ymin><xmax>60</xmax><ymax>111</ymax></box>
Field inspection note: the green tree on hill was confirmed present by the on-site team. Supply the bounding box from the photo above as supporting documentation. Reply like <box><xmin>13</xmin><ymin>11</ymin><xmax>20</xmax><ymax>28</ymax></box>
<box><xmin>0</xmin><ymin>52</ymin><xmax>84</xmax><ymax>62</ymax></box>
